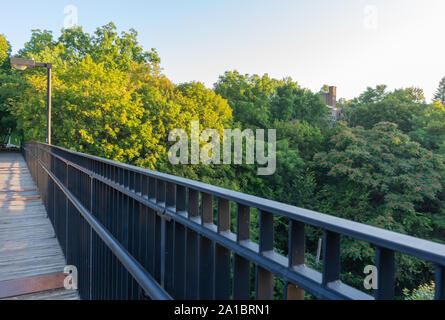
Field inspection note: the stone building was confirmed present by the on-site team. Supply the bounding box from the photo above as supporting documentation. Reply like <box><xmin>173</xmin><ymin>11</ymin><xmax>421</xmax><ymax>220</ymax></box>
<box><xmin>320</xmin><ymin>86</ymin><xmax>343</xmax><ymax>122</ymax></box>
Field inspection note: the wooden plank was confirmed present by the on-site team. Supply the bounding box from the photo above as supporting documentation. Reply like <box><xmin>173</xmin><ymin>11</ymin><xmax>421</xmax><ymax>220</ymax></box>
<box><xmin>0</xmin><ymin>189</ymin><xmax>37</xmax><ymax>193</ymax></box>
<box><xmin>0</xmin><ymin>273</ymin><xmax>66</xmax><ymax>299</ymax></box>
<box><xmin>0</xmin><ymin>196</ymin><xmax>41</xmax><ymax>202</ymax></box>
<box><xmin>3</xmin><ymin>288</ymin><xmax>79</xmax><ymax>300</ymax></box>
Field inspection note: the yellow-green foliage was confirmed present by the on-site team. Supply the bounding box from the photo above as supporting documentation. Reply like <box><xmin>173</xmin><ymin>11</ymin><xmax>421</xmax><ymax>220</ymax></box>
<box><xmin>9</xmin><ymin>24</ymin><xmax>232</xmax><ymax>169</ymax></box>
<box><xmin>0</xmin><ymin>34</ymin><xmax>9</xmax><ymax>66</ymax></box>
<box><xmin>403</xmin><ymin>281</ymin><xmax>435</xmax><ymax>300</ymax></box>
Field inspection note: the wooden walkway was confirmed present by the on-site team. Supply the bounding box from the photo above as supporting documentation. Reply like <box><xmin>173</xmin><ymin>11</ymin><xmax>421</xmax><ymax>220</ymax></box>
<box><xmin>0</xmin><ymin>152</ymin><xmax>79</xmax><ymax>300</ymax></box>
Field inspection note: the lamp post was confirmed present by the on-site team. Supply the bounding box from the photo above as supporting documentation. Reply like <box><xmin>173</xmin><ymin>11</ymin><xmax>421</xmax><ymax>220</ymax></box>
<box><xmin>10</xmin><ymin>57</ymin><xmax>52</xmax><ymax>145</ymax></box>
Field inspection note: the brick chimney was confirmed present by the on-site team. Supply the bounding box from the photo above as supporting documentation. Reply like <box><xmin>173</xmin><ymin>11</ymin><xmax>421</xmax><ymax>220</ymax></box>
<box><xmin>328</xmin><ymin>86</ymin><xmax>337</xmax><ymax>107</ymax></box>
<box><xmin>320</xmin><ymin>86</ymin><xmax>337</xmax><ymax>107</ymax></box>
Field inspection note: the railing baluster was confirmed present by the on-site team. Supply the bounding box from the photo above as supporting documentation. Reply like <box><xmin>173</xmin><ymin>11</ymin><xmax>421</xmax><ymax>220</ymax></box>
<box><xmin>89</xmin><ymin>175</ymin><xmax>94</xmax><ymax>299</ymax></box>
<box><xmin>375</xmin><ymin>247</ymin><xmax>395</xmax><ymax>300</ymax></box>
<box><xmin>233</xmin><ymin>254</ymin><xmax>251</xmax><ymax>300</ymax></box>
<box><xmin>237</xmin><ymin>204</ymin><xmax>250</xmax><ymax>242</ymax></box>
<box><xmin>185</xmin><ymin>229</ymin><xmax>199</xmax><ymax>299</ymax></box>
<box><xmin>287</xmin><ymin>221</ymin><xmax>305</xmax><ymax>300</ymax></box>
<box><xmin>157</xmin><ymin>179</ymin><xmax>167</xmax><ymax>287</ymax></box>
<box><xmin>119</xmin><ymin>167</ymin><xmax>124</xmax><ymax>185</ymax></box>
<box><xmin>156</xmin><ymin>180</ymin><xmax>166</xmax><ymax>205</ymax></box>
<box><xmin>141</xmin><ymin>175</ymin><xmax>148</xmax><ymax>198</ymax></box>
<box><xmin>164</xmin><ymin>182</ymin><xmax>176</xmax><ymax>292</ymax></box>
<box><xmin>256</xmin><ymin>211</ymin><xmax>274</xmax><ymax>299</ymax></box>
<box><xmin>173</xmin><ymin>185</ymin><xmax>187</xmax><ymax>299</ymax></box>
<box><xmin>435</xmin><ymin>265</ymin><xmax>445</xmax><ymax>300</ymax></box>
<box><xmin>166</xmin><ymin>182</ymin><xmax>176</xmax><ymax>211</ymax></box>
<box><xmin>233</xmin><ymin>204</ymin><xmax>251</xmax><ymax>300</ymax></box>
<box><xmin>154</xmin><ymin>179</ymin><xmax>163</xmax><ymax>282</ymax></box>
<box><xmin>148</xmin><ymin>177</ymin><xmax>156</xmax><ymax>200</ymax></box>
<box><xmin>129</xmin><ymin>171</ymin><xmax>135</xmax><ymax>191</ymax></box>
<box><xmin>185</xmin><ymin>189</ymin><xmax>200</xmax><ymax>299</ymax></box>
<box><xmin>124</xmin><ymin>170</ymin><xmax>129</xmax><ymax>189</ymax></box>
<box><xmin>289</xmin><ymin>221</ymin><xmax>305</xmax><ymax>267</ymax></box>
<box><xmin>259</xmin><ymin>211</ymin><xmax>274</xmax><ymax>253</ymax></box>
<box><xmin>135</xmin><ymin>173</ymin><xmax>142</xmax><ymax>195</ymax></box>
<box><xmin>322</xmin><ymin>231</ymin><xmax>341</xmax><ymax>286</ymax></box>
<box><xmin>201</xmin><ymin>193</ymin><xmax>213</xmax><ymax>225</ymax></box>
<box><xmin>256</xmin><ymin>266</ymin><xmax>274</xmax><ymax>300</ymax></box>
<box><xmin>199</xmin><ymin>192</ymin><xmax>215</xmax><ymax>299</ymax></box>
<box><xmin>214</xmin><ymin>198</ymin><xmax>231</xmax><ymax>299</ymax></box>
<box><xmin>112</xmin><ymin>185</ymin><xmax>118</xmax><ymax>299</ymax></box>
<box><xmin>122</xmin><ymin>193</ymin><xmax>130</xmax><ymax>296</ymax></box>
<box><xmin>189</xmin><ymin>189</ymin><xmax>199</xmax><ymax>219</ymax></box>
<box><xmin>147</xmin><ymin>206</ymin><xmax>156</xmax><ymax>275</ymax></box>
<box><xmin>176</xmin><ymin>185</ymin><xmax>186</xmax><ymax>214</ymax></box>
<box><xmin>199</xmin><ymin>237</ymin><xmax>214</xmax><ymax>299</ymax></box>
<box><xmin>217</xmin><ymin>198</ymin><xmax>231</xmax><ymax>233</ymax></box>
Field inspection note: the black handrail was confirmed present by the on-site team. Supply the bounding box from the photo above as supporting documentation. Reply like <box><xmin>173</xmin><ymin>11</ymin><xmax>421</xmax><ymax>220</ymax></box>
<box><xmin>22</xmin><ymin>142</ymin><xmax>445</xmax><ymax>300</ymax></box>
<box><xmin>24</xmin><ymin>144</ymin><xmax>171</xmax><ymax>300</ymax></box>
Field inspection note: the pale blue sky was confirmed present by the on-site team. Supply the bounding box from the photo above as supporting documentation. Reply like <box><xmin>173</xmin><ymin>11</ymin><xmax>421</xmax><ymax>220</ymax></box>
<box><xmin>1</xmin><ymin>0</ymin><xmax>444</xmax><ymax>100</ymax></box>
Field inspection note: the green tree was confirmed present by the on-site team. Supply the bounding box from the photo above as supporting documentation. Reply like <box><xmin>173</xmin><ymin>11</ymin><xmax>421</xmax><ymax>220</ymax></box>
<box><xmin>351</xmin><ymin>85</ymin><xmax>388</xmax><ymax>105</ymax></box>
<box><xmin>0</xmin><ymin>34</ymin><xmax>22</xmax><ymax>145</ymax></box>
<box><xmin>214</xmin><ymin>70</ymin><xmax>279</xmax><ymax>128</ymax></box>
<box><xmin>215</xmin><ymin>71</ymin><xmax>328</xmax><ymax>128</ymax></box>
<box><xmin>313</xmin><ymin>121</ymin><xmax>443</xmax><ymax>236</ymax></box>
<box><xmin>313</xmin><ymin>121</ymin><xmax>444</xmax><ymax>293</ymax></box>
<box><xmin>345</xmin><ymin>86</ymin><xmax>426</xmax><ymax>133</ymax></box>
<box><xmin>0</xmin><ymin>34</ymin><xmax>11</xmax><ymax>68</ymax></box>
<box><xmin>434</xmin><ymin>76</ymin><xmax>445</xmax><ymax>104</ymax></box>
<box><xmin>270</xmin><ymin>80</ymin><xmax>328</xmax><ymax>125</ymax></box>
<box><xmin>9</xmin><ymin>24</ymin><xmax>232</xmax><ymax>169</ymax></box>
<box><xmin>409</xmin><ymin>100</ymin><xmax>445</xmax><ymax>154</ymax></box>
<box><xmin>273</xmin><ymin>119</ymin><xmax>324</xmax><ymax>160</ymax></box>
<box><xmin>18</xmin><ymin>29</ymin><xmax>56</xmax><ymax>56</ymax></box>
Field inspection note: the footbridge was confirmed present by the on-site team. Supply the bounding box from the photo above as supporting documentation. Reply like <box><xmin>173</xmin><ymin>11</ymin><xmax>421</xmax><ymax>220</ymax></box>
<box><xmin>0</xmin><ymin>142</ymin><xmax>444</xmax><ymax>300</ymax></box>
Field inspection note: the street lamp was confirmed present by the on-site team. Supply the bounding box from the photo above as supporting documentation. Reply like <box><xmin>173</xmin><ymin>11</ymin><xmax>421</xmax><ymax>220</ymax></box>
<box><xmin>10</xmin><ymin>57</ymin><xmax>52</xmax><ymax>145</ymax></box>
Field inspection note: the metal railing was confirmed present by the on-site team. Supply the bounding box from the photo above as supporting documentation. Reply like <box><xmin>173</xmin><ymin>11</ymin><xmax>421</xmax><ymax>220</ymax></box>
<box><xmin>22</xmin><ymin>142</ymin><xmax>445</xmax><ymax>300</ymax></box>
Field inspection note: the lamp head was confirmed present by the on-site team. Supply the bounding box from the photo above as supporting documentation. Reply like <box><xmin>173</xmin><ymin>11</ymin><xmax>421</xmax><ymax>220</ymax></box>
<box><xmin>10</xmin><ymin>57</ymin><xmax>36</xmax><ymax>70</ymax></box>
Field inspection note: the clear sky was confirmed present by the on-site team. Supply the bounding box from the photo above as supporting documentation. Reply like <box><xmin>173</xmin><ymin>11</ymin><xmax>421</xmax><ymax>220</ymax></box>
<box><xmin>1</xmin><ymin>0</ymin><xmax>444</xmax><ymax>101</ymax></box>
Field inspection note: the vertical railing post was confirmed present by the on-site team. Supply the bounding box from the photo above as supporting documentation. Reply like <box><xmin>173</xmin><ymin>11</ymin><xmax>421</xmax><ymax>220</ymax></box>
<box><xmin>89</xmin><ymin>173</ymin><xmax>93</xmax><ymax>300</ymax></box>
<box><xmin>435</xmin><ymin>265</ymin><xmax>444</xmax><ymax>300</ymax></box>
<box><xmin>156</xmin><ymin>180</ymin><xmax>166</xmax><ymax>287</ymax></box>
<box><xmin>65</xmin><ymin>162</ymin><xmax>70</xmax><ymax>263</ymax></box>
<box><xmin>286</xmin><ymin>221</ymin><xmax>305</xmax><ymax>300</ymax></box>
<box><xmin>164</xmin><ymin>182</ymin><xmax>175</xmax><ymax>292</ymax></box>
<box><xmin>322</xmin><ymin>231</ymin><xmax>341</xmax><ymax>286</ymax></box>
<box><xmin>185</xmin><ymin>189</ymin><xmax>199</xmax><ymax>299</ymax></box>
<box><xmin>233</xmin><ymin>204</ymin><xmax>251</xmax><ymax>300</ymax></box>
<box><xmin>256</xmin><ymin>211</ymin><xmax>274</xmax><ymax>300</ymax></box>
<box><xmin>199</xmin><ymin>193</ymin><xmax>214</xmax><ymax>299</ymax></box>
<box><xmin>214</xmin><ymin>198</ymin><xmax>231</xmax><ymax>300</ymax></box>
<box><xmin>173</xmin><ymin>185</ymin><xmax>187</xmax><ymax>299</ymax></box>
<box><xmin>375</xmin><ymin>247</ymin><xmax>395</xmax><ymax>300</ymax></box>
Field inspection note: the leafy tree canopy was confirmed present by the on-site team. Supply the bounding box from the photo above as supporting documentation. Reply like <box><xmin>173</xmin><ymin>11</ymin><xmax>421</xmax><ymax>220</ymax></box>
<box><xmin>214</xmin><ymin>70</ymin><xmax>328</xmax><ymax>128</ymax></box>
<box><xmin>0</xmin><ymin>34</ymin><xmax>11</xmax><ymax>68</ymax></box>
<box><xmin>409</xmin><ymin>100</ymin><xmax>445</xmax><ymax>154</ymax></box>
<box><xmin>8</xmin><ymin>23</ymin><xmax>232</xmax><ymax>168</ymax></box>
<box><xmin>345</xmin><ymin>86</ymin><xmax>427</xmax><ymax>132</ymax></box>
<box><xmin>313</xmin><ymin>121</ymin><xmax>444</xmax><ymax>237</ymax></box>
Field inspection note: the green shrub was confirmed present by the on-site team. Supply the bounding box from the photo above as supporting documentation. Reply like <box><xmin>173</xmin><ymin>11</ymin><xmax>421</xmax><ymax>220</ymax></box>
<box><xmin>403</xmin><ymin>281</ymin><xmax>435</xmax><ymax>300</ymax></box>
